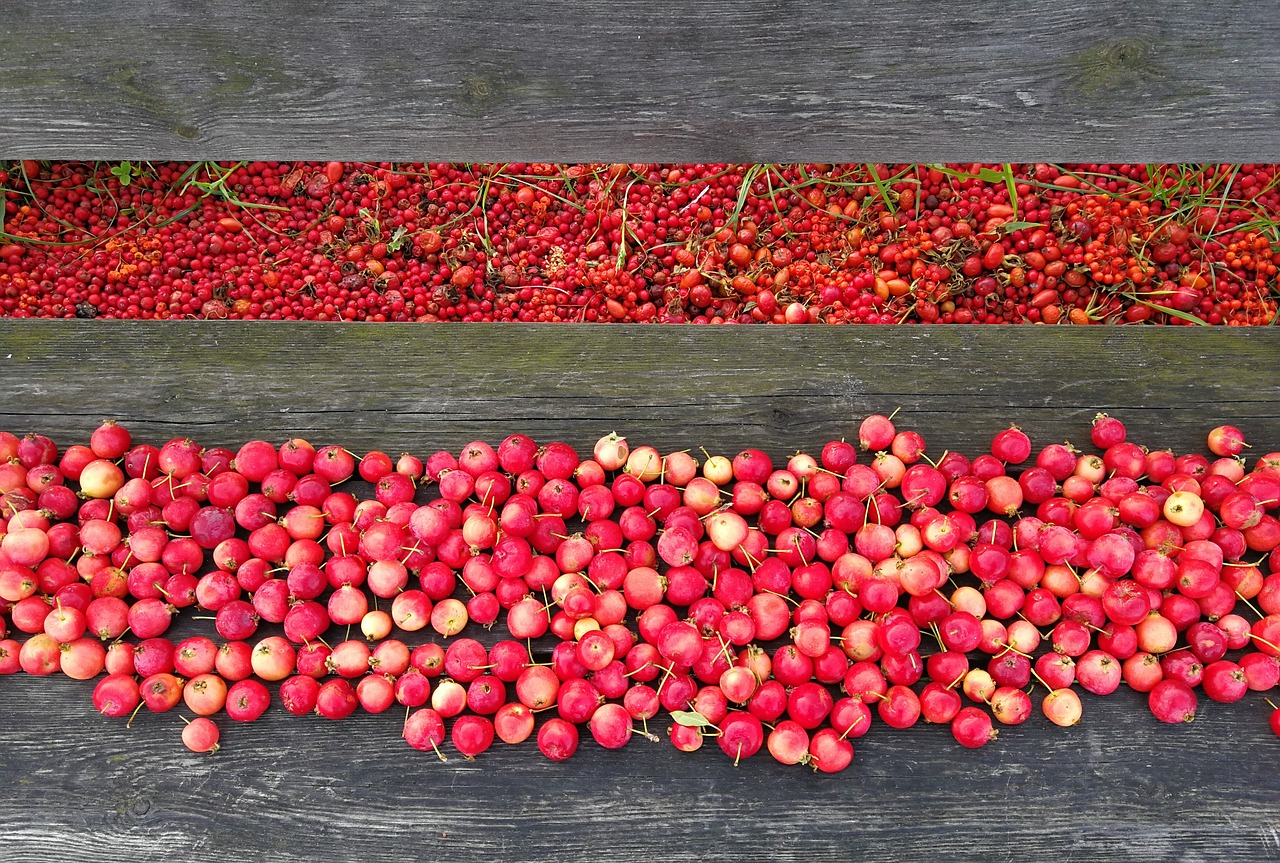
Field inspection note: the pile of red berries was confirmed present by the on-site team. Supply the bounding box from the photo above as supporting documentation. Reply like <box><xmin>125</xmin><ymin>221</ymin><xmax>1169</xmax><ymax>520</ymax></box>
<box><xmin>1</xmin><ymin>161</ymin><xmax>1277</xmax><ymax>325</ymax></box>
<box><xmin>0</xmin><ymin>414</ymin><xmax>1277</xmax><ymax>767</ymax></box>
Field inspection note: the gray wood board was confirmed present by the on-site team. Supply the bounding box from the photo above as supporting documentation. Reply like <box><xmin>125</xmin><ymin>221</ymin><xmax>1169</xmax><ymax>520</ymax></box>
<box><xmin>1</xmin><ymin>2</ymin><xmax>1278</xmax><ymax>162</ymax></box>
<box><xmin>0</xmin><ymin>322</ymin><xmax>1277</xmax><ymax>454</ymax></box>
<box><xmin>0</xmin><ymin>321</ymin><xmax>1277</xmax><ymax>863</ymax></box>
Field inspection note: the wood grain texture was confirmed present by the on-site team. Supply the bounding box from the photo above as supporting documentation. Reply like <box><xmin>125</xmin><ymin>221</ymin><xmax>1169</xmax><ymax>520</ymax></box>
<box><xmin>1</xmin><ymin>2</ymin><xmax>1278</xmax><ymax>162</ymax></box>
<box><xmin>0</xmin><ymin>322</ymin><xmax>1277</xmax><ymax>454</ymax></box>
<box><xmin>0</xmin><ymin>322</ymin><xmax>1277</xmax><ymax>863</ymax></box>
<box><xmin>1</xmin><ymin>675</ymin><xmax>1277</xmax><ymax>863</ymax></box>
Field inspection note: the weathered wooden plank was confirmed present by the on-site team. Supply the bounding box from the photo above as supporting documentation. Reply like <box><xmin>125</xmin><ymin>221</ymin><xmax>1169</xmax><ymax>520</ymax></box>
<box><xmin>0</xmin><ymin>322</ymin><xmax>1277</xmax><ymax>453</ymax></box>
<box><xmin>0</xmin><ymin>673</ymin><xmax>1277</xmax><ymax>863</ymax></box>
<box><xmin>1</xmin><ymin>2</ymin><xmax>1277</xmax><ymax>162</ymax></box>
<box><xmin>0</xmin><ymin>322</ymin><xmax>1276</xmax><ymax>863</ymax></box>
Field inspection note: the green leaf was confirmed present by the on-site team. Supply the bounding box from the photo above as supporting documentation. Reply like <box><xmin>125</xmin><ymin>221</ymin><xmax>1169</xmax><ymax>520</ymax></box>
<box><xmin>386</xmin><ymin>227</ymin><xmax>408</xmax><ymax>252</ymax></box>
<box><xmin>995</xmin><ymin>220</ymin><xmax>1047</xmax><ymax>233</ymax></box>
<box><xmin>1138</xmin><ymin>300</ymin><xmax>1209</xmax><ymax>326</ymax></box>
<box><xmin>1122</xmin><ymin>292</ymin><xmax>1209</xmax><ymax>326</ymax></box>
<box><xmin>867</xmin><ymin>166</ymin><xmax>897</xmax><ymax>214</ymax></box>
<box><xmin>110</xmin><ymin>161</ymin><xmax>136</xmax><ymax>187</ymax></box>
<box><xmin>174</xmin><ymin>161</ymin><xmax>206</xmax><ymax>190</ymax></box>
<box><xmin>928</xmin><ymin>164</ymin><xmax>1007</xmax><ymax>184</ymax></box>
<box><xmin>1002</xmin><ymin>163</ymin><xmax>1020</xmax><ymax>221</ymax></box>
<box><xmin>726</xmin><ymin>164</ymin><xmax>765</xmax><ymax>227</ymax></box>
<box><xmin>670</xmin><ymin>710</ymin><xmax>713</xmax><ymax>728</ymax></box>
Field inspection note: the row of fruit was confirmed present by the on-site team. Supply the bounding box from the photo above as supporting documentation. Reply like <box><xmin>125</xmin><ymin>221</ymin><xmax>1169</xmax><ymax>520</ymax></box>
<box><xmin>1</xmin><ymin>162</ymin><xmax>1276</xmax><ymax>324</ymax></box>
<box><xmin>0</xmin><ymin>415</ymin><xmax>1276</xmax><ymax>767</ymax></box>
